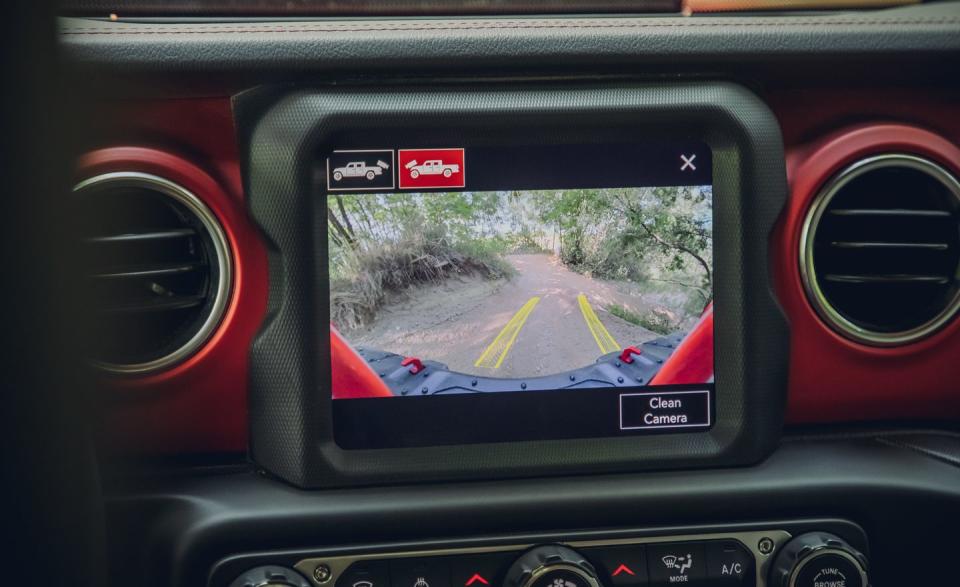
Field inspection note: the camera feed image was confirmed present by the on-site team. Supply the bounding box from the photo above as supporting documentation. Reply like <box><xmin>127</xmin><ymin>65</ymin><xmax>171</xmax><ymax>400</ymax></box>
<box><xmin>329</xmin><ymin>187</ymin><xmax>714</xmax><ymax>398</ymax></box>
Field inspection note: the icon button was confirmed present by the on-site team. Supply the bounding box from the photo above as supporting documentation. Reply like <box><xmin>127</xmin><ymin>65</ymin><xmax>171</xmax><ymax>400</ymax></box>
<box><xmin>398</xmin><ymin>148</ymin><xmax>466</xmax><ymax>189</ymax></box>
<box><xmin>612</xmin><ymin>565</ymin><xmax>635</xmax><ymax>578</ymax></box>
<box><xmin>647</xmin><ymin>543</ymin><xmax>705</xmax><ymax>586</ymax></box>
<box><xmin>337</xmin><ymin>561</ymin><xmax>390</xmax><ymax>587</ymax></box>
<box><xmin>451</xmin><ymin>553</ymin><xmax>511</xmax><ymax>587</ymax></box>
<box><xmin>706</xmin><ymin>540</ymin><xmax>753</xmax><ymax>584</ymax></box>
<box><xmin>680</xmin><ymin>154</ymin><xmax>697</xmax><ymax>171</ymax></box>
<box><xmin>582</xmin><ymin>546</ymin><xmax>648</xmax><ymax>586</ymax></box>
<box><xmin>327</xmin><ymin>149</ymin><xmax>395</xmax><ymax>192</ymax></box>
<box><xmin>391</xmin><ymin>558</ymin><xmax>451</xmax><ymax>587</ymax></box>
<box><xmin>619</xmin><ymin>390</ymin><xmax>711</xmax><ymax>431</ymax></box>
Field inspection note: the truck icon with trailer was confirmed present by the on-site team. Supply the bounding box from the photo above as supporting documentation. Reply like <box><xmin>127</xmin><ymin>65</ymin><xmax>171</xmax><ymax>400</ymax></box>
<box><xmin>404</xmin><ymin>159</ymin><xmax>460</xmax><ymax>179</ymax></box>
<box><xmin>332</xmin><ymin>160</ymin><xmax>390</xmax><ymax>181</ymax></box>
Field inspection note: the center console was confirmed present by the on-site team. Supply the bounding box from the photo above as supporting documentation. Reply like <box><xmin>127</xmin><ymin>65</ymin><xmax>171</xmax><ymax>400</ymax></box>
<box><xmin>215</xmin><ymin>522</ymin><xmax>870</xmax><ymax>587</ymax></box>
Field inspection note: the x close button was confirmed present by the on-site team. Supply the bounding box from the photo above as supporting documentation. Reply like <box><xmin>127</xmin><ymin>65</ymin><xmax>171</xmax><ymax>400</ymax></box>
<box><xmin>583</xmin><ymin>546</ymin><xmax>648</xmax><ymax>586</ymax></box>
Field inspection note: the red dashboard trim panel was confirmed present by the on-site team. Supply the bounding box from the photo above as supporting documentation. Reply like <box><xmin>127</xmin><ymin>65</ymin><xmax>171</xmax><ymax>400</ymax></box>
<box><xmin>90</xmin><ymin>93</ymin><xmax>960</xmax><ymax>455</ymax></box>
<box><xmin>79</xmin><ymin>103</ymin><xmax>268</xmax><ymax>454</ymax></box>
<box><xmin>776</xmin><ymin>123</ymin><xmax>960</xmax><ymax>425</ymax></box>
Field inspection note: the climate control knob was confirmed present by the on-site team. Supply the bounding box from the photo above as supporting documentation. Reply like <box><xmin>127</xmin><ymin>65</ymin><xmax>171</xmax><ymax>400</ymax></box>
<box><xmin>769</xmin><ymin>532</ymin><xmax>869</xmax><ymax>587</ymax></box>
<box><xmin>504</xmin><ymin>545</ymin><xmax>601</xmax><ymax>587</ymax></box>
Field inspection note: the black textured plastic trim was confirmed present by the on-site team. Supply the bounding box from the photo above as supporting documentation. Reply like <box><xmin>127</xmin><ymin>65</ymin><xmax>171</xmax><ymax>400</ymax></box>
<box><xmin>236</xmin><ymin>82</ymin><xmax>788</xmax><ymax>487</ymax></box>
<box><xmin>208</xmin><ymin>520</ymin><xmax>865</xmax><ymax>587</ymax></box>
<box><xmin>57</xmin><ymin>2</ymin><xmax>960</xmax><ymax>87</ymax></box>
<box><xmin>103</xmin><ymin>433</ymin><xmax>960</xmax><ymax>586</ymax></box>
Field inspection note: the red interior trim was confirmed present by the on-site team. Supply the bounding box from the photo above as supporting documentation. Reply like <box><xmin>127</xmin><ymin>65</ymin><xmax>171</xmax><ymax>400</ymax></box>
<box><xmin>90</xmin><ymin>91</ymin><xmax>960</xmax><ymax>455</ymax></box>
<box><xmin>80</xmin><ymin>139</ymin><xmax>268</xmax><ymax>455</ymax></box>
<box><xmin>775</xmin><ymin>123</ymin><xmax>960</xmax><ymax>424</ymax></box>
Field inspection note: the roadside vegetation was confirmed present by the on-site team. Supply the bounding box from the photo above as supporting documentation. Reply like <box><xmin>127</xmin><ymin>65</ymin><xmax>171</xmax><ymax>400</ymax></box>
<box><xmin>531</xmin><ymin>187</ymin><xmax>713</xmax><ymax>305</ymax></box>
<box><xmin>328</xmin><ymin>193</ymin><xmax>516</xmax><ymax>330</ymax></box>
<box><xmin>327</xmin><ymin>187</ymin><xmax>712</xmax><ymax>332</ymax></box>
<box><xmin>607</xmin><ymin>303</ymin><xmax>681</xmax><ymax>336</ymax></box>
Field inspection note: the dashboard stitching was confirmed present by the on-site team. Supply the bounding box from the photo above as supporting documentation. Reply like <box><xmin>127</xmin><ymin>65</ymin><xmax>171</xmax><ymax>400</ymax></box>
<box><xmin>59</xmin><ymin>18</ymin><xmax>960</xmax><ymax>35</ymax></box>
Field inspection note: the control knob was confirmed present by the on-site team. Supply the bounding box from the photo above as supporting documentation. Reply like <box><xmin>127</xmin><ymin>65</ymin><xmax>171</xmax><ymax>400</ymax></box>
<box><xmin>504</xmin><ymin>545</ymin><xmax>601</xmax><ymax>587</ymax></box>
<box><xmin>230</xmin><ymin>565</ymin><xmax>312</xmax><ymax>587</ymax></box>
<box><xmin>769</xmin><ymin>532</ymin><xmax>868</xmax><ymax>587</ymax></box>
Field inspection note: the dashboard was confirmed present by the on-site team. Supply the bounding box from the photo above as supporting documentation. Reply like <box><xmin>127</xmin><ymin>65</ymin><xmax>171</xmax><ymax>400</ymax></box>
<box><xmin>24</xmin><ymin>1</ymin><xmax>960</xmax><ymax>586</ymax></box>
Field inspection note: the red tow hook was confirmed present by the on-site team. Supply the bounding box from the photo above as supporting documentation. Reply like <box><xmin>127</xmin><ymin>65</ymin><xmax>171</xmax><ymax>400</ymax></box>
<box><xmin>619</xmin><ymin>346</ymin><xmax>643</xmax><ymax>364</ymax></box>
<box><xmin>400</xmin><ymin>356</ymin><xmax>425</xmax><ymax>374</ymax></box>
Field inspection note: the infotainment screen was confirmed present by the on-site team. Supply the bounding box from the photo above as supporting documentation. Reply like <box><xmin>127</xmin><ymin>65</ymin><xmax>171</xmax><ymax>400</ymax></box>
<box><xmin>326</xmin><ymin>142</ymin><xmax>714</xmax><ymax>449</ymax></box>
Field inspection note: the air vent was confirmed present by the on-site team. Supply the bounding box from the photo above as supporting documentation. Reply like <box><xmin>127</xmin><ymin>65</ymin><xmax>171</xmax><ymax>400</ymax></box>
<box><xmin>801</xmin><ymin>154</ymin><xmax>960</xmax><ymax>346</ymax></box>
<box><xmin>75</xmin><ymin>172</ymin><xmax>232</xmax><ymax>373</ymax></box>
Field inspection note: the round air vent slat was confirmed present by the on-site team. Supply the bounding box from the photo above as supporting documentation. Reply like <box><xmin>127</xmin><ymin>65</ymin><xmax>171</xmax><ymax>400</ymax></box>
<box><xmin>101</xmin><ymin>295</ymin><xmax>207</xmax><ymax>315</ymax></box>
<box><xmin>801</xmin><ymin>154</ymin><xmax>960</xmax><ymax>345</ymax></box>
<box><xmin>822</xmin><ymin>274</ymin><xmax>950</xmax><ymax>285</ymax></box>
<box><xmin>75</xmin><ymin>172</ymin><xmax>231</xmax><ymax>373</ymax></box>
<box><xmin>87</xmin><ymin>227</ymin><xmax>197</xmax><ymax>243</ymax></box>
<box><xmin>94</xmin><ymin>262</ymin><xmax>206</xmax><ymax>280</ymax></box>
<box><xmin>830</xmin><ymin>242</ymin><xmax>949</xmax><ymax>250</ymax></box>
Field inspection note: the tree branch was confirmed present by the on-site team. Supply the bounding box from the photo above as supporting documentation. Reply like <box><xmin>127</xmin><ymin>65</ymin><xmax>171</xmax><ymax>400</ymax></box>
<box><xmin>335</xmin><ymin>195</ymin><xmax>356</xmax><ymax>237</ymax></box>
<box><xmin>650</xmin><ymin>277</ymin><xmax>711</xmax><ymax>303</ymax></box>
<box><xmin>327</xmin><ymin>207</ymin><xmax>355</xmax><ymax>246</ymax></box>
<box><xmin>634</xmin><ymin>220</ymin><xmax>712</xmax><ymax>286</ymax></box>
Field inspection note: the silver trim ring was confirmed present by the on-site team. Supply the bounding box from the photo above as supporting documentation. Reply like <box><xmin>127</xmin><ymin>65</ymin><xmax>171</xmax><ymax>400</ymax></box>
<box><xmin>522</xmin><ymin>563</ymin><xmax>600</xmax><ymax>587</ymax></box>
<box><xmin>799</xmin><ymin>153</ymin><xmax>960</xmax><ymax>346</ymax></box>
<box><xmin>74</xmin><ymin>171</ymin><xmax>233</xmax><ymax>375</ymax></box>
<box><xmin>788</xmin><ymin>547</ymin><xmax>868</xmax><ymax>587</ymax></box>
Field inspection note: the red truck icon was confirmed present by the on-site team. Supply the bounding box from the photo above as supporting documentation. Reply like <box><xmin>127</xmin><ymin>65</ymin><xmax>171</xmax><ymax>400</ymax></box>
<box><xmin>404</xmin><ymin>159</ymin><xmax>460</xmax><ymax>179</ymax></box>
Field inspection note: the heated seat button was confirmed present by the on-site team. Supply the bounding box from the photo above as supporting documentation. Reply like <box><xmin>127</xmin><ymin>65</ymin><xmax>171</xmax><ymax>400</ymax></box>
<box><xmin>647</xmin><ymin>542</ymin><xmax>706</xmax><ymax>586</ymax></box>
<box><xmin>391</xmin><ymin>557</ymin><xmax>452</xmax><ymax>587</ymax></box>
<box><xmin>705</xmin><ymin>541</ymin><xmax>754</xmax><ymax>585</ymax></box>
<box><xmin>582</xmin><ymin>546</ymin><xmax>649</xmax><ymax>585</ymax></box>
<box><xmin>450</xmin><ymin>553</ymin><xmax>513</xmax><ymax>587</ymax></box>
<box><xmin>338</xmin><ymin>561</ymin><xmax>390</xmax><ymax>587</ymax></box>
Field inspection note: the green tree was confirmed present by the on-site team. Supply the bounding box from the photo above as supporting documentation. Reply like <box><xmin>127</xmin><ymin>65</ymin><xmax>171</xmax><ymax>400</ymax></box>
<box><xmin>614</xmin><ymin>186</ymin><xmax>713</xmax><ymax>301</ymax></box>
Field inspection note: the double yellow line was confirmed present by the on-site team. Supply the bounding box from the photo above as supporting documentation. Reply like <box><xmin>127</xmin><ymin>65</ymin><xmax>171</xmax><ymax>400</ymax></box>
<box><xmin>474</xmin><ymin>296</ymin><xmax>541</xmax><ymax>369</ymax></box>
<box><xmin>578</xmin><ymin>294</ymin><xmax>620</xmax><ymax>354</ymax></box>
<box><xmin>473</xmin><ymin>293</ymin><xmax>621</xmax><ymax>370</ymax></box>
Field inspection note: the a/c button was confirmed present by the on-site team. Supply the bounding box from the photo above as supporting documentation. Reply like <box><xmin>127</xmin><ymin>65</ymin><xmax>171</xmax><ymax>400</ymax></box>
<box><xmin>706</xmin><ymin>541</ymin><xmax>754</xmax><ymax>585</ymax></box>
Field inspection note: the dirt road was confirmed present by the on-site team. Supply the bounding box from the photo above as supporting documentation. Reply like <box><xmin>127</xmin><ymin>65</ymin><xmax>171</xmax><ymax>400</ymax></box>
<box><xmin>349</xmin><ymin>253</ymin><xmax>658</xmax><ymax>378</ymax></box>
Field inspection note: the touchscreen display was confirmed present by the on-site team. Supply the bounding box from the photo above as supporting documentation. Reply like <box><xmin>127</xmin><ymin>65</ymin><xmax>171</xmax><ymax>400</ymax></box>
<box><xmin>326</xmin><ymin>142</ymin><xmax>714</xmax><ymax>449</ymax></box>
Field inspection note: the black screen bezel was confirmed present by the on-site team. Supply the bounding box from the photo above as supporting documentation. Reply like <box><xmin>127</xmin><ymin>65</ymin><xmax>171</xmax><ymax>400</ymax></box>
<box><xmin>237</xmin><ymin>82</ymin><xmax>788</xmax><ymax>488</ymax></box>
<box><xmin>324</xmin><ymin>141</ymin><xmax>717</xmax><ymax>449</ymax></box>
